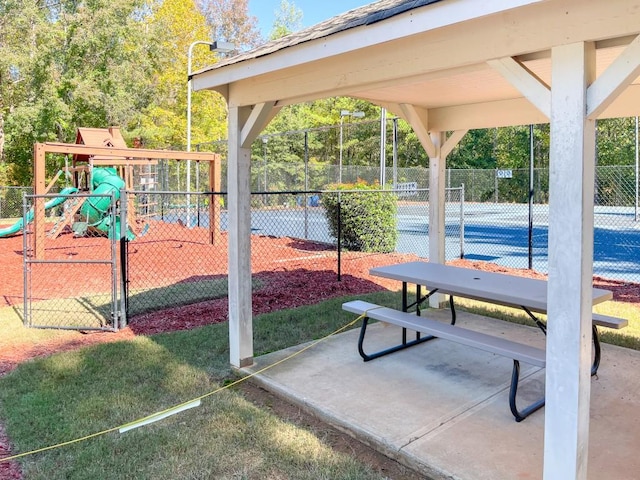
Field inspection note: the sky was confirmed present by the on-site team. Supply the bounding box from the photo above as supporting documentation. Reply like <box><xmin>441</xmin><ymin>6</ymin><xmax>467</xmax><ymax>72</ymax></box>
<box><xmin>248</xmin><ymin>0</ymin><xmax>372</xmax><ymax>38</ymax></box>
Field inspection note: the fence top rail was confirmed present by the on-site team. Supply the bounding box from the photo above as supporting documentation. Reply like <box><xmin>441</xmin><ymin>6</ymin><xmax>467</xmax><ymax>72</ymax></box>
<box><xmin>125</xmin><ymin>187</ymin><xmax>463</xmax><ymax>196</ymax></box>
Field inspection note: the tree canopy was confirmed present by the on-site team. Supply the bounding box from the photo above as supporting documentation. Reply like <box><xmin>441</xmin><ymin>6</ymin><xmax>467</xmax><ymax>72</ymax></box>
<box><xmin>0</xmin><ymin>0</ymin><xmax>636</xmax><ymax>187</ymax></box>
<box><xmin>0</xmin><ymin>0</ymin><xmax>261</xmax><ymax>184</ymax></box>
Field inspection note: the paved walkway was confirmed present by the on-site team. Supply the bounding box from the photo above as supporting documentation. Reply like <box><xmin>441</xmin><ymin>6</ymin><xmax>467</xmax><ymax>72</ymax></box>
<box><xmin>242</xmin><ymin>310</ymin><xmax>640</xmax><ymax>479</ymax></box>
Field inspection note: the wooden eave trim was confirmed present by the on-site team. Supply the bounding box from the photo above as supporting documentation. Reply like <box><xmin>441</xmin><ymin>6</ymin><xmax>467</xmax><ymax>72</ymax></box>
<box><xmin>192</xmin><ymin>0</ymin><xmax>542</xmax><ymax>93</ymax></box>
<box><xmin>201</xmin><ymin>1</ymin><xmax>640</xmax><ymax>109</ymax></box>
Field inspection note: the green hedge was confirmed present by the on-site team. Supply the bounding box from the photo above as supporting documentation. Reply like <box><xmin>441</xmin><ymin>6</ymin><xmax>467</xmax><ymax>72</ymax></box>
<box><xmin>322</xmin><ymin>181</ymin><xmax>398</xmax><ymax>253</ymax></box>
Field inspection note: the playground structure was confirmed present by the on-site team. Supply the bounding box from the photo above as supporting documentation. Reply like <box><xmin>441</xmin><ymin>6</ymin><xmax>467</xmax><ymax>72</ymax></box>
<box><xmin>19</xmin><ymin>127</ymin><xmax>221</xmax><ymax>259</ymax></box>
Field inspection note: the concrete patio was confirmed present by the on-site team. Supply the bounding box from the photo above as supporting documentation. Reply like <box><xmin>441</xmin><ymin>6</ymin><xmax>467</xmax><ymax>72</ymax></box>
<box><xmin>242</xmin><ymin>310</ymin><xmax>640</xmax><ymax>479</ymax></box>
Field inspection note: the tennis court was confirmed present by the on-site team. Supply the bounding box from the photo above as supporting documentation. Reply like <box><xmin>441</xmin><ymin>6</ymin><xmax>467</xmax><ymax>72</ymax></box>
<box><xmin>167</xmin><ymin>198</ymin><xmax>640</xmax><ymax>283</ymax></box>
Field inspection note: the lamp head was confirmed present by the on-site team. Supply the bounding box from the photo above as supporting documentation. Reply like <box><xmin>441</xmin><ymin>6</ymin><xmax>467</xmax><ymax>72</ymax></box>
<box><xmin>210</xmin><ymin>41</ymin><xmax>235</xmax><ymax>53</ymax></box>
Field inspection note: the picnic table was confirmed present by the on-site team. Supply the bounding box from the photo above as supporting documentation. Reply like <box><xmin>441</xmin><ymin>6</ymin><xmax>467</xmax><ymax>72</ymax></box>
<box><xmin>343</xmin><ymin>261</ymin><xmax>625</xmax><ymax>421</ymax></box>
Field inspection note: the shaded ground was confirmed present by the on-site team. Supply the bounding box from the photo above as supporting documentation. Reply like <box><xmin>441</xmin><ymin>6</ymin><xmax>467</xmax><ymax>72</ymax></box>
<box><xmin>1</xmin><ymin>222</ymin><xmax>639</xmax><ymax>479</ymax></box>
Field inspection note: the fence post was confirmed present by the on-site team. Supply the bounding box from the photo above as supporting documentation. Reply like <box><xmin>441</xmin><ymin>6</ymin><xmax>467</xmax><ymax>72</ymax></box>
<box><xmin>119</xmin><ymin>188</ymin><xmax>128</xmax><ymax>329</ymax></box>
<box><xmin>22</xmin><ymin>194</ymin><xmax>29</xmax><ymax>327</ymax></box>
<box><xmin>460</xmin><ymin>183</ymin><xmax>465</xmax><ymax>259</ymax></box>
<box><xmin>529</xmin><ymin>124</ymin><xmax>535</xmax><ymax>270</ymax></box>
<box><xmin>304</xmin><ymin>131</ymin><xmax>309</xmax><ymax>238</ymax></box>
<box><xmin>634</xmin><ymin>116</ymin><xmax>640</xmax><ymax>222</ymax></box>
<box><xmin>337</xmin><ymin>194</ymin><xmax>342</xmax><ymax>282</ymax></box>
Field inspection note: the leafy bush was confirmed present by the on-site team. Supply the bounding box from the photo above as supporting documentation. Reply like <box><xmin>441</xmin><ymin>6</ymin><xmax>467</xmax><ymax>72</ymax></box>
<box><xmin>321</xmin><ymin>180</ymin><xmax>398</xmax><ymax>253</ymax></box>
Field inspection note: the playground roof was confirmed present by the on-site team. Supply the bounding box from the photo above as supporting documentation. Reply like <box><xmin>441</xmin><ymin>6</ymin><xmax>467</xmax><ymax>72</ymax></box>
<box><xmin>74</xmin><ymin>127</ymin><xmax>128</xmax><ymax>163</ymax></box>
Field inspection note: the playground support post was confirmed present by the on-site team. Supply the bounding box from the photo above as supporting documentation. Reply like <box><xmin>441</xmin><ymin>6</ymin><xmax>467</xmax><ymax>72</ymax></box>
<box><xmin>33</xmin><ymin>143</ymin><xmax>47</xmax><ymax>259</ymax></box>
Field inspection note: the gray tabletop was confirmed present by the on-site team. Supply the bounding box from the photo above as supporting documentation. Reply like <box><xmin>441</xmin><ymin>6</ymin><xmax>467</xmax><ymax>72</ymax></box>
<box><xmin>370</xmin><ymin>261</ymin><xmax>613</xmax><ymax>313</ymax></box>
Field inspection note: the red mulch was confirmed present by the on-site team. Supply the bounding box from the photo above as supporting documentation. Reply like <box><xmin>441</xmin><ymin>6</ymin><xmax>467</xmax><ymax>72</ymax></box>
<box><xmin>1</xmin><ymin>221</ymin><xmax>639</xmax><ymax>475</ymax></box>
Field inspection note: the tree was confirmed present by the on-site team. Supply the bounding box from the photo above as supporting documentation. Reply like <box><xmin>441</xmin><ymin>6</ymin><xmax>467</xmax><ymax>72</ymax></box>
<box><xmin>447</xmin><ymin>129</ymin><xmax>497</xmax><ymax>169</ymax></box>
<box><xmin>0</xmin><ymin>0</ymin><xmax>44</xmax><ymax>181</ymax></box>
<box><xmin>197</xmin><ymin>0</ymin><xmax>262</xmax><ymax>50</ymax></box>
<box><xmin>269</xmin><ymin>0</ymin><xmax>303</xmax><ymax>40</ymax></box>
<box><xmin>138</xmin><ymin>0</ymin><xmax>225</xmax><ymax>148</ymax></box>
<box><xmin>2</xmin><ymin>0</ymin><xmax>156</xmax><ymax>184</ymax></box>
<box><xmin>597</xmin><ymin>117</ymin><xmax>636</xmax><ymax>166</ymax></box>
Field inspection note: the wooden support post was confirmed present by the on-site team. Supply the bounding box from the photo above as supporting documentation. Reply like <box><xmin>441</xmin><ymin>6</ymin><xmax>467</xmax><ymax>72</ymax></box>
<box><xmin>228</xmin><ymin>106</ymin><xmax>254</xmax><ymax>368</ymax></box>
<box><xmin>544</xmin><ymin>41</ymin><xmax>596</xmax><ymax>480</ymax></box>
<box><xmin>33</xmin><ymin>144</ymin><xmax>47</xmax><ymax>260</ymax></box>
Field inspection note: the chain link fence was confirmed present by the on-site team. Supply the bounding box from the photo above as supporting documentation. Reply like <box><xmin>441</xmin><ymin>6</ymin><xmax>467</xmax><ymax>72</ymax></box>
<box><xmin>22</xmin><ymin>192</ymin><xmax>122</xmax><ymax>331</ymax></box>
<box><xmin>10</xmin><ymin>179</ymin><xmax>636</xmax><ymax>329</ymax></box>
<box><xmin>0</xmin><ymin>186</ymin><xmax>32</xmax><ymax>219</ymax></box>
<box><xmin>4</xmin><ymin>117</ymin><xmax>639</xmax><ymax>328</ymax></box>
<box><xmin>123</xmin><ymin>191</ymin><xmax>228</xmax><ymax>319</ymax></box>
<box><xmin>120</xmin><ymin>187</ymin><xmax>463</xmax><ymax>321</ymax></box>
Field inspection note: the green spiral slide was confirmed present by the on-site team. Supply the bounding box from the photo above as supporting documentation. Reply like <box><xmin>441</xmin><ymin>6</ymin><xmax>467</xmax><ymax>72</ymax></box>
<box><xmin>0</xmin><ymin>167</ymin><xmax>134</xmax><ymax>239</ymax></box>
<box><xmin>80</xmin><ymin>167</ymin><xmax>134</xmax><ymax>240</ymax></box>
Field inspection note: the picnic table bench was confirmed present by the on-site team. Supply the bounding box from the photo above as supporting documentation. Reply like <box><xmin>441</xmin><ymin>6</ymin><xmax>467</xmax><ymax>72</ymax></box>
<box><xmin>343</xmin><ymin>300</ymin><xmax>547</xmax><ymax>421</ymax></box>
<box><xmin>342</xmin><ymin>262</ymin><xmax>627</xmax><ymax>422</ymax></box>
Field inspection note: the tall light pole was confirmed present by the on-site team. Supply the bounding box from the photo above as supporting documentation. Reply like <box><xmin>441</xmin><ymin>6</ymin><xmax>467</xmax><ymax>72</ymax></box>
<box><xmin>339</xmin><ymin>109</ymin><xmax>365</xmax><ymax>183</ymax></box>
<box><xmin>186</xmin><ymin>40</ymin><xmax>234</xmax><ymax>226</ymax></box>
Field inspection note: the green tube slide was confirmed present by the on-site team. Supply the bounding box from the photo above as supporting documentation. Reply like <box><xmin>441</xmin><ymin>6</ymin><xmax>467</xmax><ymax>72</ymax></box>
<box><xmin>80</xmin><ymin>167</ymin><xmax>134</xmax><ymax>240</ymax></box>
<box><xmin>0</xmin><ymin>186</ymin><xmax>79</xmax><ymax>238</ymax></box>
<box><xmin>1</xmin><ymin>167</ymin><xmax>133</xmax><ymax>240</ymax></box>
<box><xmin>80</xmin><ymin>167</ymin><xmax>124</xmax><ymax>225</ymax></box>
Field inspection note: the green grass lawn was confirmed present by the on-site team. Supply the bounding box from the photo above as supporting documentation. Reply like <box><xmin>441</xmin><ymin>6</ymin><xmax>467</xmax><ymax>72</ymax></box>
<box><xmin>0</xmin><ymin>291</ymin><xmax>402</xmax><ymax>480</ymax></box>
<box><xmin>0</xmin><ymin>289</ymin><xmax>638</xmax><ymax>479</ymax></box>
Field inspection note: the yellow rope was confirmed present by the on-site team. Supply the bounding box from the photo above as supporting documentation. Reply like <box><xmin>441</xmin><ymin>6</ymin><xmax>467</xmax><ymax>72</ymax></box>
<box><xmin>0</xmin><ymin>311</ymin><xmax>373</xmax><ymax>464</ymax></box>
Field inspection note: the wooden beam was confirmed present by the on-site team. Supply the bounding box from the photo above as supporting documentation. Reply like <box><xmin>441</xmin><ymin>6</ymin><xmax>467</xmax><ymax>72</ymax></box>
<box><xmin>227</xmin><ymin>105</ymin><xmax>254</xmax><ymax>368</ymax></box>
<box><xmin>441</xmin><ymin>129</ymin><xmax>468</xmax><ymax>159</ymax></box>
<box><xmin>398</xmin><ymin>104</ymin><xmax>436</xmax><ymax>158</ymax></box>
<box><xmin>33</xmin><ymin>143</ymin><xmax>47</xmax><ymax>260</ymax></box>
<box><xmin>487</xmin><ymin>57</ymin><xmax>551</xmax><ymax>118</ymax></box>
<box><xmin>587</xmin><ymin>34</ymin><xmax>640</xmax><ymax>119</ymax></box>
<box><xmin>428</xmin><ymin>98</ymin><xmax>549</xmax><ymax>131</ymax></box>
<box><xmin>41</xmin><ymin>143</ymin><xmax>216</xmax><ymax>162</ymax></box>
<box><xmin>240</xmin><ymin>101</ymin><xmax>279</xmax><ymax>148</ymax></box>
<box><xmin>428</xmin><ymin>131</ymin><xmax>446</xmax><ymax>308</ymax></box>
<box><xmin>90</xmin><ymin>159</ymin><xmax>159</xmax><ymax>166</ymax></box>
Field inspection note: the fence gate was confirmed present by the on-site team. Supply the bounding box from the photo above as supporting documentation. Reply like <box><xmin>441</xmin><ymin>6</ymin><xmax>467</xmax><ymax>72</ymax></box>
<box><xmin>23</xmin><ymin>192</ymin><xmax>123</xmax><ymax>331</ymax></box>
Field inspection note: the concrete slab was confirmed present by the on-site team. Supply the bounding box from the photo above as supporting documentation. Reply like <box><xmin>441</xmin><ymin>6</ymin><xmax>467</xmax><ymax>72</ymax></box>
<box><xmin>242</xmin><ymin>310</ymin><xmax>640</xmax><ymax>479</ymax></box>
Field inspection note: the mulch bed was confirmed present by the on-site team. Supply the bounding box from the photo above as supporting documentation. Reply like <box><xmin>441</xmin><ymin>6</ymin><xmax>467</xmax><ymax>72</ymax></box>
<box><xmin>1</xmin><ymin>220</ymin><xmax>639</xmax><ymax>477</ymax></box>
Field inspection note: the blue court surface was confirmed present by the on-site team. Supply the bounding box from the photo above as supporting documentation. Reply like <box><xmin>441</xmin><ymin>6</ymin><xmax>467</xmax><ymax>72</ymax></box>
<box><xmin>158</xmin><ymin>201</ymin><xmax>640</xmax><ymax>283</ymax></box>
